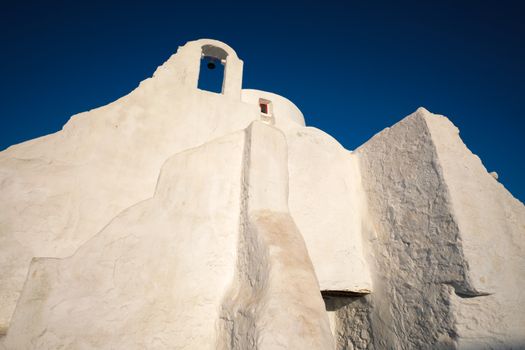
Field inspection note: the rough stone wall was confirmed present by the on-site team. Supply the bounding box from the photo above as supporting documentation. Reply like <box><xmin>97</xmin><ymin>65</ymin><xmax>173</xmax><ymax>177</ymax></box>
<box><xmin>324</xmin><ymin>296</ymin><xmax>372</xmax><ymax>349</ymax></box>
<box><xmin>426</xmin><ymin>114</ymin><xmax>525</xmax><ymax>348</ymax></box>
<box><xmin>335</xmin><ymin>108</ymin><xmax>525</xmax><ymax>350</ymax></box>
<box><xmin>347</xmin><ymin>109</ymin><xmax>480</xmax><ymax>349</ymax></box>
<box><xmin>1</xmin><ymin>38</ymin><xmax>524</xmax><ymax>349</ymax></box>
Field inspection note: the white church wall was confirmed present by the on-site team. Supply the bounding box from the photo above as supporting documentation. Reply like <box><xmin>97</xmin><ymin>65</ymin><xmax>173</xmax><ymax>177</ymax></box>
<box><xmin>1</xmin><ymin>38</ymin><xmax>523</xmax><ymax>349</ymax></box>
<box><xmin>0</xmin><ymin>38</ymin><xmax>256</xmax><ymax>333</ymax></box>
<box><xmin>286</xmin><ymin>126</ymin><xmax>372</xmax><ymax>293</ymax></box>
<box><xmin>426</xmin><ymin>112</ymin><xmax>525</xmax><ymax>348</ymax></box>
<box><xmin>3</xmin><ymin>130</ymin><xmax>247</xmax><ymax>349</ymax></box>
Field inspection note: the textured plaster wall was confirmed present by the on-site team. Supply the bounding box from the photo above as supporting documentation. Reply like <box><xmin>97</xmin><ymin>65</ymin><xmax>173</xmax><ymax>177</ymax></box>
<box><xmin>334</xmin><ymin>108</ymin><xmax>525</xmax><ymax>350</ymax></box>
<box><xmin>2</xmin><ymin>122</ymin><xmax>334</xmax><ymax>349</ymax></box>
<box><xmin>3</xmin><ymin>130</ymin><xmax>246</xmax><ymax>349</ymax></box>
<box><xmin>426</xmin><ymin>115</ymin><xmax>525</xmax><ymax>348</ymax></box>
<box><xmin>286</xmin><ymin>127</ymin><xmax>371</xmax><ymax>293</ymax></box>
<box><xmin>350</xmin><ymin>109</ymin><xmax>471</xmax><ymax>349</ymax></box>
<box><xmin>219</xmin><ymin>122</ymin><xmax>334</xmax><ymax>349</ymax></box>
<box><xmin>1</xmin><ymin>38</ymin><xmax>524</xmax><ymax>349</ymax></box>
<box><xmin>0</xmin><ymin>39</ymin><xmax>369</xmax><ymax>336</ymax></box>
<box><xmin>0</xmin><ymin>39</ymin><xmax>255</xmax><ymax>332</ymax></box>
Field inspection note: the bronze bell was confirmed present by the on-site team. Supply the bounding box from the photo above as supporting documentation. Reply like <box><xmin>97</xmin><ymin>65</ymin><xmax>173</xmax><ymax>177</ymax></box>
<box><xmin>207</xmin><ymin>58</ymin><xmax>216</xmax><ymax>70</ymax></box>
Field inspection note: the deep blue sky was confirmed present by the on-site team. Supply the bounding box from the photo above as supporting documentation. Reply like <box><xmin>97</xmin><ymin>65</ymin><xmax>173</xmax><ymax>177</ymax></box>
<box><xmin>1</xmin><ymin>1</ymin><xmax>524</xmax><ymax>202</ymax></box>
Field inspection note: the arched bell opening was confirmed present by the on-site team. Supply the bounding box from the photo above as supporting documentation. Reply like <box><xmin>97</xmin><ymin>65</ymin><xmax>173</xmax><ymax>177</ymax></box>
<box><xmin>198</xmin><ymin>45</ymin><xmax>228</xmax><ymax>94</ymax></box>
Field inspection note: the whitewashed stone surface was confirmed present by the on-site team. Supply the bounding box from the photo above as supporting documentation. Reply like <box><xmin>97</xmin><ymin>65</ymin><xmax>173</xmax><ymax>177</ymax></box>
<box><xmin>0</xmin><ymin>39</ymin><xmax>523</xmax><ymax>349</ymax></box>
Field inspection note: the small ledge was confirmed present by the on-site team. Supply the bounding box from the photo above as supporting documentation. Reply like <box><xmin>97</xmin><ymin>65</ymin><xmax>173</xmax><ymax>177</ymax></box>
<box><xmin>321</xmin><ymin>289</ymin><xmax>371</xmax><ymax>298</ymax></box>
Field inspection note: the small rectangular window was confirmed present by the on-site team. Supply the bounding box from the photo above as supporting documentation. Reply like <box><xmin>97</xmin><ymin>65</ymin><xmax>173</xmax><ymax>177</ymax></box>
<box><xmin>258</xmin><ymin>98</ymin><xmax>274</xmax><ymax>125</ymax></box>
<box><xmin>260</xmin><ymin>103</ymin><xmax>268</xmax><ymax>114</ymax></box>
<box><xmin>259</xmin><ymin>98</ymin><xmax>271</xmax><ymax>116</ymax></box>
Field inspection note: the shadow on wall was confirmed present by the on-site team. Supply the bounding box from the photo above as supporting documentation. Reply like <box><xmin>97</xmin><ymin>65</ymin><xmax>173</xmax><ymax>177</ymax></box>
<box><xmin>322</xmin><ymin>294</ymin><xmax>363</xmax><ymax>313</ymax></box>
<box><xmin>459</xmin><ymin>344</ymin><xmax>525</xmax><ymax>350</ymax></box>
<box><xmin>323</xmin><ymin>293</ymin><xmax>525</xmax><ymax>350</ymax></box>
